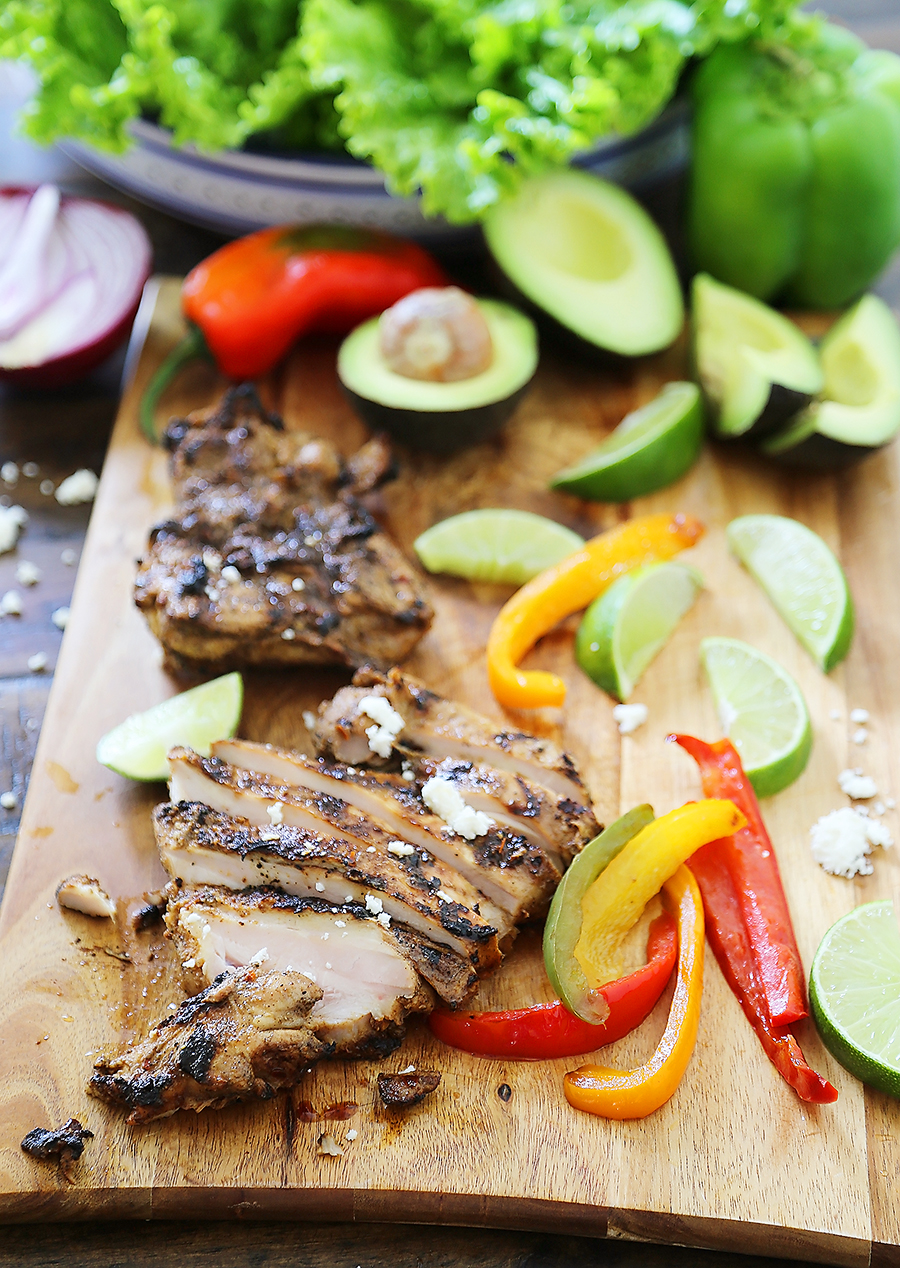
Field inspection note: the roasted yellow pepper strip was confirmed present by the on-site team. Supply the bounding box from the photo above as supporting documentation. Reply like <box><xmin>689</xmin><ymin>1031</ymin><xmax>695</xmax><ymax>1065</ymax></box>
<box><xmin>486</xmin><ymin>513</ymin><xmax>705</xmax><ymax>710</ymax></box>
<box><xmin>564</xmin><ymin>864</ymin><xmax>705</xmax><ymax>1121</ymax></box>
<box><xmin>575</xmin><ymin>798</ymin><xmax>745</xmax><ymax>987</ymax></box>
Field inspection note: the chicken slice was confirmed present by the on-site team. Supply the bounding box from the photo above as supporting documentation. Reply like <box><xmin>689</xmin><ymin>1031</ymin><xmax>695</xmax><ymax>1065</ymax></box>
<box><xmin>155</xmin><ymin>796</ymin><xmax>504</xmax><ymax>977</ymax></box>
<box><xmin>313</xmin><ymin>667</ymin><xmax>590</xmax><ymax>804</ymax></box>
<box><xmin>89</xmin><ymin>965</ymin><xmax>325</xmax><ymax>1124</ymax></box>
<box><xmin>213</xmin><ymin>739</ymin><xmax>560</xmax><ymax>918</ymax></box>
<box><xmin>397</xmin><ymin>755</ymin><xmax>597</xmax><ymax>870</ymax></box>
<box><xmin>165</xmin><ymin>885</ymin><xmax>433</xmax><ymax>1057</ymax></box>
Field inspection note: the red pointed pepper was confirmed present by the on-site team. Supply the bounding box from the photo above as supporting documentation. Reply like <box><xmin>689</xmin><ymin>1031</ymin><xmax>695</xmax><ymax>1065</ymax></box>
<box><xmin>674</xmin><ymin>734</ymin><xmax>837</xmax><ymax>1104</ymax></box>
<box><xmin>428</xmin><ymin>910</ymin><xmax>677</xmax><ymax>1061</ymax></box>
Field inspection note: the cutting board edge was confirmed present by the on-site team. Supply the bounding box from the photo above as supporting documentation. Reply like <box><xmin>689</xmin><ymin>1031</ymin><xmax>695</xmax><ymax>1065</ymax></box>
<box><xmin>0</xmin><ymin>1185</ymin><xmax>873</xmax><ymax>1263</ymax></box>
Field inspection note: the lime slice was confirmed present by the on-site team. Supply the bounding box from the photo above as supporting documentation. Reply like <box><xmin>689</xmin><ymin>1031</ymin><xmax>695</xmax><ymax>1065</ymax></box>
<box><xmin>413</xmin><ymin>509</ymin><xmax>584</xmax><ymax>585</ymax></box>
<box><xmin>96</xmin><ymin>672</ymin><xmax>243</xmax><ymax>781</ymax></box>
<box><xmin>726</xmin><ymin>514</ymin><xmax>854</xmax><ymax>671</ymax></box>
<box><xmin>810</xmin><ymin>902</ymin><xmax>900</xmax><ymax>1098</ymax></box>
<box><xmin>576</xmin><ymin>562</ymin><xmax>703</xmax><ymax>701</ymax></box>
<box><xmin>700</xmin><ymin>637</ymin><xmax>811</xmax><ymax>797</ymax></box>
<box><xmin>549</xmin><ymin>381</ymin><xmax>703</xmax><ymax>501</ymax></box>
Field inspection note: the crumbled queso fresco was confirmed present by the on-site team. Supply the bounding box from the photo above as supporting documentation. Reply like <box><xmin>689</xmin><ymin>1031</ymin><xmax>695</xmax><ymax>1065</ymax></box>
<box><xmin>55</xmin><ymin>469</ymin><xmax>98</xmax><ymax>505</ymax></box>
<box><xmin>810</xmin><ymin>807</ymin><xmax>893</xmax><ymax>879</ymax></box>
<box><xmin>0</xmin><ymin>504</ymin><xmax>27</xmax><ymax>554</ymax></box>
<box><xmin>357</xmin><ymin>694</ymin><xmax>404</xmax><ymax>758</ymax></box>
<box><xmin>421</xmin><ymin>776</ymin><xmax>494</xmax><ymax>840</ymax></box>
<box><xmin>612</xmin><ymin>703</ymin><xmax>649</xmax><ymax>735</ymax></box>
<box><xmin>838</xmin><ymin>768</ymin><xmax>878</xmax><ymax>800</ymax></box>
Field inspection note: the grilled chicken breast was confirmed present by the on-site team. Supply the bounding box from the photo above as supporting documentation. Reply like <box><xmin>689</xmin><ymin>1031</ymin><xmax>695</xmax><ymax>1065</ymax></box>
<box><xmin>89</xmin><ymin>965</ymin><xmax>325</xmax><ymax>1124</ymax></box>
<box><xmin>134</xmin><ymin>385</ymin><xmax>432</xmax><ymax>674</ymax></box>
<box><xmin>155</xmin><ymin>794</ymin><xmax>505</xmax><ymax>976</ymax></box>
<box><xmin>165</xmin><ymin>885</ymin><xmax>433</xmax><ymax>1057</ymax></box>
<box><xmin>313</xmin><ymin>667</ymin><xmax>592</xmax><ymax>806</ymax></box>
<box><xmin>212</xmin><ymin>739</ymin><xmax>560</xmax><ymax>918</ymax></box>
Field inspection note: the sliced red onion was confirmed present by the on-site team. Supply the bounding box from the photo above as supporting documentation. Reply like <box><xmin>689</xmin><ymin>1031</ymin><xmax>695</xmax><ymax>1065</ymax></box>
<box><xmin>0</xmin><ymin>186</ymin><xmax>152</xmax><ymax>387</ymax></box>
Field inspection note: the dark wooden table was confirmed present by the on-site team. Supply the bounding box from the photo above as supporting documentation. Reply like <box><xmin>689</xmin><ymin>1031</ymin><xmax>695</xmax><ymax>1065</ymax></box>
<box><xmin>2</xmin><ymin>3</ymin><xmax>899</xmax><ymax>1261</ymax></box>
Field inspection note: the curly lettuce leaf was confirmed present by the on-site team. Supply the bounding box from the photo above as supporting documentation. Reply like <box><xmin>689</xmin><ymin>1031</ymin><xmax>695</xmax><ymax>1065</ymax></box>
<box><xmin>3</xmin><ymin>0</ymin><xmax>805</xmax><ymax>218</ymax></box>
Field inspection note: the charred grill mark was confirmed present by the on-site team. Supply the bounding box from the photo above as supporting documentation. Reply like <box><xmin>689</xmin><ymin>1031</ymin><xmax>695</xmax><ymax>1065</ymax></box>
<box><xmin>93</xmin><ymin>1070</ymin><xmax>173</xmax><ymax>1108</ymax></box>
<box><xmin>176</xmin><ymin>558</ymin><xmax>208</xmax><ymax>596</ymax></box>
<box><xmin>178</xmin><ymin>1024</ymin><xmax>217</xmax><ymax>1082</ymax></box>
<box><xmin>470</xmin><ymin>830</ymin><xmax>546</xmax><ymax>875</ymax></box>
<box><xmin>512</xmin><ymin>776</ymin><xmax>541</xmax><ymax>819</ymax></box>
<box><xmin>440</xmin><ymin>903</ymin><xmax>497</xmax><ymax>942</ymax></box>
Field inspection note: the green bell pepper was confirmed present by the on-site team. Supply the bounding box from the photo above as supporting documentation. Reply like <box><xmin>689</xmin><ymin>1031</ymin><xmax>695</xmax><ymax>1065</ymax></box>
<box><xmin>688</xmin><ymin>18</ymin><xmax>900</xmax><ymax>309</ymax></box>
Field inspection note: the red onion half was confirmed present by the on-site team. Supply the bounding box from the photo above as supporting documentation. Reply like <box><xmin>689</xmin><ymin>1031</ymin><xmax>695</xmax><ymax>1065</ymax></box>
<box><xmin>0</xmin><ymin>186</ymin><xmax>152</xmax><ymax>387</ymax></box>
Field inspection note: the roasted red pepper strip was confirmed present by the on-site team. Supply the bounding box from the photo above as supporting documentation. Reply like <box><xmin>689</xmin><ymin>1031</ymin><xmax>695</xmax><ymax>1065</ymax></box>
<box><xmin>674</xmin><ymin>733</ymin><xmax>806</xmax><ymax>1026</ymax></box>
<box><xmin>428</xmin><ymin>912</ymin><xmax>677</xmax><ymax>1060</ymax></box>
<box><xmin>674</xmin><ymin>734</ymin><xmax>838</xmax><ymax>1104</ymax></box>
<box><xmin>182</xmin><ymin>224</ymin><xmax>447</xmax><ymax>380</ymax></box>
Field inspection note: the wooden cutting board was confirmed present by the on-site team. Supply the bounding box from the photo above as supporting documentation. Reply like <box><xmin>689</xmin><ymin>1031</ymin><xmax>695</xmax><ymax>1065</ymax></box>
<box><xmin>0</xmin><ymin>276</ymin><xmax>897</xmax><ymax>1263</ymax></box>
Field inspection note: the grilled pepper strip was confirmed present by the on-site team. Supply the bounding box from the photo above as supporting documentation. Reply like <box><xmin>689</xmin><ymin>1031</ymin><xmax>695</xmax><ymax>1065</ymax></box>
<box><xmin>487</xmin><ymin>513</ymin><xmax>704</xmax><ymax>710</ymax></box>
<box><xmin>689</xmin><ymin>20</ymin><xmax>900</xmax><ymax>308</ymax></box>
<box><xmin>674</xmin><ymin>734</ymin><xmax>806</xmax><ymax>1027</ymax></box>
<box><xmin>687</xmin><ymin>837</ymin><xmax>837</xmax><ymax>1104</ymax></box>
<box><xmin>429</xmin><ymin>911</ymin><xmax>676</xmax><ymax>1060</ymax></box>
<box><xmin>564</xmin><ymin>865</ymin><xmax>704</xmax><ymax>1120</ymax></box>
<box><xmin>544</xmin><ymin>805</ymin><xmax>655</xmax><ymax>1022</ymax></box>
<box><xmin>183</xmin><ymin>224</ymin><xmax>447</xmax><ymax>379</ymax></box>
<box><xmin>141</xmin><ymin>225</ymin><xmax>446</xmax><ymax>441</ymax></box>
<box><xmin>675</xmin><ymin>735</ymin><xmax>837</xmax><ymax>1104</ymax></box>
<box><xmin>575</xmin><ymin>798</ymin><xmax>745</xmax><ymax>988</ymax></box>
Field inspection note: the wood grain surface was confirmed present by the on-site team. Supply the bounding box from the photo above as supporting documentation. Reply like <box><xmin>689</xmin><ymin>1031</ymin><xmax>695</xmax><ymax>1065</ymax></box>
<box><xmin>0</xmin><ymin>277</ymin><xmax>897</xmax><ymax>1262</ymax></box>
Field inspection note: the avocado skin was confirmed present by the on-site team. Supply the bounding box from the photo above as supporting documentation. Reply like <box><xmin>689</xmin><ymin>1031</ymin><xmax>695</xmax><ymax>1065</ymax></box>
<box><xmin>341</xmin><ymin>382</ymin><xmax>533</xmax><ymax>454</ymax></box>
<box><xmin>707</xmin><ymin>383</ymin><xmax>813</xmax><ymax>441</ymax></box>
<box><xmin>763</xmin><ymin>432</ymin><xmax>877</xmax><ymax>473</ymax></box>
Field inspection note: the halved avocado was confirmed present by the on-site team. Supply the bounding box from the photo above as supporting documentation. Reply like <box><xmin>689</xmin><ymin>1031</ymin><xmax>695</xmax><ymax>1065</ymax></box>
<box><xmin>760</xmin><ymin>294</ymin><xmax>900</xmax><ymax>471</ymax></box>
<box><xmin>338</xmin><ymin>299</ymin><xmax>537</xmax><ymax>454</ymax></box>
<box><xmin>483</xmin><ymin>170</ymin><xmax>683</xmax><ymax>359</ymax></box>
<box><xmin>693</xmin><ymin>273</ymin><xmax>822</xmax><ymax>439</ymax></box>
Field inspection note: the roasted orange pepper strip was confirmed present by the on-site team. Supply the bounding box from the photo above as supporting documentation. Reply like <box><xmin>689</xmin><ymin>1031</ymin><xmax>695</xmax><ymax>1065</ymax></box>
<box><xmin>486</xmin><ymin>513</ymin><xmax>705</xmax><ymax>710</ymax></box>
<box><xmin>564</xmin><ymin>864</ymin><xmax>705</xmax><ymax>1120</ymax></box>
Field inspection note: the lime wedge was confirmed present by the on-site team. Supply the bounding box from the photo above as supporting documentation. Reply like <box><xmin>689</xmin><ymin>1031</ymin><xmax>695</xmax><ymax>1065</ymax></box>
<box><xmin>810</xmin><ymin>902</ymin><xmax>900</xmax><ymax>1098</ymax></box>
<box><xmin>726</xmin><ymin>514</ymin><xmax>854</xmax><ymax>671</ymax></box>
<box><xmin>413</xmin><ymin>509</ymin><xmax>583</xmax><ymax>585</ymax></box>
<box><xmin>549</xmin><ymin>381</ymin><xmax>703</xmax><ymax>501</ymax></box>
<box><xmin>700</xmin><ymin>637</ymin><xmax>811</xmax><ymax>797</ymax></box>
<box><xmin>576</xmin><ymin>562</ymin><xmax>703</xmax><ymax>701</ymax></box>
<box><xmin>96</xmin><ymin>672</ymin><xmax>243</xmax><ymax>781</ymax></box>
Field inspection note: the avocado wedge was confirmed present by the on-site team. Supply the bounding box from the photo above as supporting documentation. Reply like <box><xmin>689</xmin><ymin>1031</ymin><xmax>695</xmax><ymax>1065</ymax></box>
<box><xmin>338</xmin><ymin>298</ymin><xmax>537</xmax><ymax>454</ymax></box>
<box><xmin>760</xmin><ymin>294</ymin><xmax>900</xmax><ymax>471</ymax></box>
<box><xmin>483</xmin><ymin>170</ymin><xmax>683</xmax><ymax>359</ymax></box>
<box><xmin>693</xmin><ymin>274</ymin><xmax>822</xmax><ymax>439</ymax></box>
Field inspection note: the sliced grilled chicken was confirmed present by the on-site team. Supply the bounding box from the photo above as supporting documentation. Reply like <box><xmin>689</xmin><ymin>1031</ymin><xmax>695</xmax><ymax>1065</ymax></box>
<box><xmin>313</xmin><ymin>667</ymin><xmax>590</xmax><ymax>804</ymax></box>
<box><xmin>165</xmin><ymin>885</ymin><xmax>433</xmax><ymax>1057</ymax></box>
<box><xmin>213</xmin><ymin>739</ymin><xmax>560</xmax><ymax>917</ymax></box>
<box><xmin>89</xmin><ymin>965</ymin><xmax>325</xmax><ymax>1124</ymax></box>
<box><xmin>155</xmin><ymin>797</ymin><xmax>504</xmax><ymax>976</ymax></box>
<box><xmin>402</xmin><ymin>755</ymin><xmax>598</xmax><ymax>870</ymax></box>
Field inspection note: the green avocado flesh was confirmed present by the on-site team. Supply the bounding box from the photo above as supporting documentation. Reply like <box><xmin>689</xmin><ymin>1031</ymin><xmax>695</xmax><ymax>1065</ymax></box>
<box><xmin>338</xmin><ymin>299</ymin><xmax>537</xmax><ymax>412</ymax></box>
<box><xmin>760</xmin><ymin>294</ymin><xmax>900</xmax><ymax>467</ymax></box>
<box><xmin>693</xmin><ymin>273</ymin><xmax>822</xmax><ymax>438</ymax></box>
<box><xmin>483</xmin><ymin>170</ymin><xmax>683</xmax><ymax>357</ymax></box>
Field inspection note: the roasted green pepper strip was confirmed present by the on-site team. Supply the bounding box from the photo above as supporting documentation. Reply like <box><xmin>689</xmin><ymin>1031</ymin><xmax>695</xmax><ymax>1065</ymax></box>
<box><xmin>543</xmin><ymin>805</ymin><xmax>655</xmax><ymax>1023</ymax></box>
<box><xmin>689</xmin><ymin>18</ymin><xmax>900</xmax><ymax>308</ymax></box>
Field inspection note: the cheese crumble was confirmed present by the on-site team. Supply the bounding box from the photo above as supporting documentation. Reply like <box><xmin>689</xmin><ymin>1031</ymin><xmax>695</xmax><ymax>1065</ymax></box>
<box><xmin>55</xmin><ymin>469</ymin><xmax>98</xmax><ymax>505</ymax></box>
<box><xmin>810</xmin><ymin>807</ymin><xmax>893</xmax><ymax>879</ymax></box>
<box><xmin>0</xmin><ymin>504</ymin><xmax>27</xmax><ymax>554</ymax></box>
<box><xmin>612</xmin><ymin>703</ymin><xmax>649</xmax><ymax>735</ymax></box>
<box><xmin>421</xmin><ymin>776</ymin><xmax>494</xmax><ymax>840</ymax></box>
<box><xmin>838</xmin><ymin>769</ymin><xmax>878</xmax><ymax>800</ymax></box>
<box><xmin>358</xmin><ymin>694</ymin><xmax>405</xmax><ymax>758</ymax></box>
